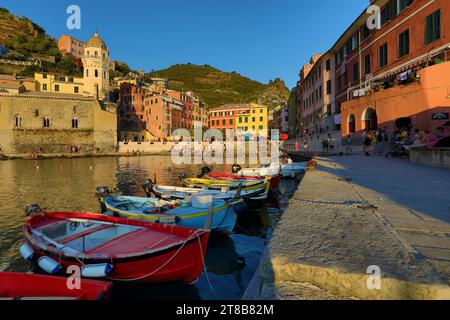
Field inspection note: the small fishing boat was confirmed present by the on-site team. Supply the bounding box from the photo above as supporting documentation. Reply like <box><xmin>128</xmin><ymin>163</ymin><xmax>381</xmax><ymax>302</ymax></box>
<box><xmin>181</xmin><ymin>175</ymin><xmax>267</xmax><ymax>191</ymax></box>
<box><xmin>280</xmin><ymin>162</ymin><xmax>308</xmax><ymax>178</ymax></box>
<box><xmin>150</xmin><ymin>183</ymin><xmax>267</xmax><ymax>202</ymax></box>
<box><xmin>21</xmin><ymin>205</ymin><xmax>211</xmax><ymax>284</ymax></box>
<box><xmin>197</xmin><ymin>166</ymin><xmax>281</xmax><ymax>189</ymax></box>
<box><xmin>0</xmin><ymin>272</ymin><xmax>112</xmax><ymax>300</ymax></box>
<box><xmin>208</xmin><ymin>172</ymin><xmax>280</xmax><ymax>190</ymax></box>
<box><xmin>236</xmin><ymin>163</ymin><xmax>281</xmax><ymax>177</ymax></box>
<box><xmin>141</xmin><ymin>177</ymin><xmax>270</xmax><ymax>204</ymax></box>
<box><xmin>102</xmin><ymin>194</ymin><xmax>240</xmax><ymax>233</ymax></box>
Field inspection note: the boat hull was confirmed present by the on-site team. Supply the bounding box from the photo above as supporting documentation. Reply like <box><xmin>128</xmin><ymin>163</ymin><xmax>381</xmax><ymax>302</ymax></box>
<box><xmin>280</xmin><ymin>163</ymin><xmax>308</xmax><ymax>178</ymax></box>
<box><xmin>182</xmin><ymin>177</ymin><xmax>265</xmax><ymax>191</ymax></box>
<box><xmin>281</xmin><ymin>150</ymin><xmax>312</xmax><ymax>163</ymax></box>
<box><xmin>152</xmin><ymin>184</ymin><xmax>266</xmax><ymax>202</ymax></box>
<box><xmin>0</xmin><ymin>272</ymin><xmax>112</xmax><ymax>300</ymax></box>
<box><xmin>208</xmin><ymin>172</ymin><xmax>281</xmax><ymax>189</ymax></box>
<box><xmin>104</xmin><ymin>196</ymin><xmax>238</xmax><ymax>233</ymax></box>
<box><xmin>23</xmin><ymin>212</ymin><xmax>210</xmax><ymax>284</ymax></box>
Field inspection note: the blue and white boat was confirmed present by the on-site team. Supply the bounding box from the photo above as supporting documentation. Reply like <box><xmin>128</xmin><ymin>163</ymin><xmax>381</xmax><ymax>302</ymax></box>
<box><xmin>102</xmin><ymin>195</ymin><xmax>241</xmax><ymax>233</ymax></box>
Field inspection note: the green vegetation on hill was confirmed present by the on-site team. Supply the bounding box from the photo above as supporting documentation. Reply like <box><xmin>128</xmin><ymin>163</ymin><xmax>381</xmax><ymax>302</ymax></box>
<box><xmin>109</xmin><ymin>61</ymin><xmax>133</xmax><ymax>79</ymax></box>
<box><xmin>0</xmin><ymin>7</ymin><xmax>81</xmax><ymax>77</ymax></box>
<box><xmin>146</xmin><ymin>64</ymin><xmax>290</xmax><ymax>109</ymax></box>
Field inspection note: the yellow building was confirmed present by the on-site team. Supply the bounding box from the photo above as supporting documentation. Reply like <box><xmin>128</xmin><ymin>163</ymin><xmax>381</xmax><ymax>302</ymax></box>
<box><xmin>35</xmin><ymin>72</ymin><xmax>84</xmax><ymax>95</ymax></box>
<box><xmin>235</xmin><ymin>103</ymin><xmax>268</xmax><ymax>136</ymax></box>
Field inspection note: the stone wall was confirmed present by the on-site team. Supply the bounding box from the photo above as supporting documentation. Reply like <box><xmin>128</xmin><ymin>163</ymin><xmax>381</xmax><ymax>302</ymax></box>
<box><xmin>409</xmin><ymin>148</ymin><xmax>450</xmax><ymax>169</ymax></box>
<box><xmin>0</xmin><ymin>93</ymin><xmax>117</xmax><ymax>155</ymax></box>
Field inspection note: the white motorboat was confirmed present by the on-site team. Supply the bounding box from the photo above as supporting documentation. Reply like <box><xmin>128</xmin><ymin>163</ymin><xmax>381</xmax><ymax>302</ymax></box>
<box><xmin>280</xmin><ymin>162</ymin><xmax>308</xmax><ymax>178</ymax></box>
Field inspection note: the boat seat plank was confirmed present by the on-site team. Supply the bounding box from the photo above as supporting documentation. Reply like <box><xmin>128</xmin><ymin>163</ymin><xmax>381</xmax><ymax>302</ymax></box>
<box><xmin>86</xmin><ymin>229</ymin><xmax>184</xmax><ymax>255</ymax></box>
<box><xmin>59</xmin><ymin>225</ymin><xmax>113</xmax><ymax>244</ymax></box>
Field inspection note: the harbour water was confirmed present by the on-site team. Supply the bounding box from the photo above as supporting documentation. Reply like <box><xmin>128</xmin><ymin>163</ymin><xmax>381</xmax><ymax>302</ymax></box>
<box><xmin>0</xmin><ymin>155</ymin><xmax>300</xmax><ymax>300</ymax></box>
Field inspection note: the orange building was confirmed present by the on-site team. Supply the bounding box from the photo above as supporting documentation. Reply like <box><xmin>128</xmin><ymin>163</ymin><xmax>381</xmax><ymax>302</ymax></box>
<box><xmin>58</xmin><ymin>35</ymin><xmax>85</xmax><ymax>60</ymax></box>
<box><xmin>338</xmin><ymin>0</ymin><xmax>450</xmax><ymax>136</ymax></box>
<box><xmin>209</xmin><ymin>104</ymin><xmax>248</xmax><ymax>131</ymax></box>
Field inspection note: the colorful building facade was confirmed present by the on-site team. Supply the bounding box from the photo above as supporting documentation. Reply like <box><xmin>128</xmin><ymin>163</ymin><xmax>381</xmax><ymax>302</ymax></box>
<box><xmin>209</xmin><ymin>103</ymin><xmax>269</xmax><ymax>136</ymax></box>
<box><xmin>296</xmin><ymin>0</ymin><xmax>450</xmax><ymax>138</ymax></box>
<box><xmin>57</xmin><ymin>35</ymin><xmax>85</xmax><ymax>60</ymax></box>
<box><xmin>119</xmin><ymin>84</ymin><xmax>207</xmax><ymax>141</ymax></box>
<box><xmin>34</xmin><ymin>72</ymin><xmax>84</xmax><ymax>95</ymax></box>
<box><xmin>270</xmin><ymin>104</ymin><xmax>289</xmax><ymax>134</ymax></box>
<box><xmin>340</xmin><ymin>0</ymin><xmax>450</xmax><ymax>136</ymax></box>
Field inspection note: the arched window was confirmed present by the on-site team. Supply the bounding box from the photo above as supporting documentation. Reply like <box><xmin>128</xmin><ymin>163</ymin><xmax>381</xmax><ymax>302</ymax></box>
<box><xmin>348</xmin><ymin>114</ymin><xmax>356</xmax><ymax>133</ymax></box>
<box><xmin>103</xmin><ymin>71</ymin><xmax>106</xmax><ymax>79</ymax></box>
<box><xmin>95</xmin><ymin>51</ymin><xmax>98</xmax><ymax>57</ymax></box>
<box><xmin>15</xmin><ymin>116</ymin><xmax>23</xmax><ymax>127</ymax></box>
<box><xmin>72</xmin><ymin>119</ymin><xmax>79</xmax><ymax>128</ymax></box>
<box><xmin>86</xmin><ymin>69</ymin><xmax>89</xmax><ymax>77</ymax></box>
<box><xmin>363</xmin><ymin>108</ymin><xmax>378</xmax><ymax>131</ymax></box>
<box><xmin>43</xmin><ymin>117</ymin><xmax>50</xmax><ymax>128</ymax></box>
<box><xmin>95</xmin><ymin>69</ymin><xmax>99</xmax><ymax>78</ymax></box>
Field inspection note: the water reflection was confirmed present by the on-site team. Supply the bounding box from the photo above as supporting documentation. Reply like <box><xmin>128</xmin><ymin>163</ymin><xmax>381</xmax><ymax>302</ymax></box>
<box><xmin>0</xmin><ymin>155</ymin><xmax>299</xmax><ymax>300</ymax></box>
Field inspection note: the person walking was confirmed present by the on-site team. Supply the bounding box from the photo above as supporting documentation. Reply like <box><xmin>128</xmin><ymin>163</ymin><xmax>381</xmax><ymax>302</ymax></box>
<box><xmin>363</xmin><ymin>131</ymin><xmax>372</xmax><ymax>156</ymax></box>
<box><xmin>345</xmin><ymin>135</ymin><xmax>353</xmax><ymax>154</ymax></box>
<box><xmin>376</xmin><ymin>128</ymin><xmax>386</xmax><ymax>154</ymax></box>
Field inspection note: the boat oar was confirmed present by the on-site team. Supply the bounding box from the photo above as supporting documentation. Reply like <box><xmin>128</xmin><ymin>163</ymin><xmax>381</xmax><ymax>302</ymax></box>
<box><xmin>203</xmin><ymin>205</ymin><xmax>215</xmax><ymax>232</ymax></box>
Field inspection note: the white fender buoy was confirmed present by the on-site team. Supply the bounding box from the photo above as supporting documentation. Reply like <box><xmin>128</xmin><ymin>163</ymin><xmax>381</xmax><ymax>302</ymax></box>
<box><xmin>82</xmin><ymin>263</ymin><xmax>113</xmax><ymax>278</ymax></box>
<box><xmin>19</xmin><ymin>243</ymin><xmax>34</xmax><ymax>261</ymax></box>
<box><xmin>38</xmin><ymin>256</ymin><xmax>62</xmax><ymax>274</ymax></box>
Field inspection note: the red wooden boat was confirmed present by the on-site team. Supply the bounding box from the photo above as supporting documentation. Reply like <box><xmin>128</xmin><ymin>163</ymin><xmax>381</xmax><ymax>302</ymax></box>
<box><xmin>22</xmin><ymin>210</ymin><xmax>210</xmax><ymax>284</ymax></box>
<box><xmin>0</xmin><ymin>272</ymin><xmax>112</xmax><ymax>300</ymax></box>
<box><xmin>208</xmin><ymin>172</ymin><xmax>281</xmax><ymax>189</ymax></box>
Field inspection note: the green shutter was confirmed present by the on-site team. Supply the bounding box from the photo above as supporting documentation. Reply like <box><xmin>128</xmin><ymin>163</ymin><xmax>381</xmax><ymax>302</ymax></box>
<box><xmin>435</xmin><ymin>10</ymin><xmax>441</xmax><ymax>41</ymax></box>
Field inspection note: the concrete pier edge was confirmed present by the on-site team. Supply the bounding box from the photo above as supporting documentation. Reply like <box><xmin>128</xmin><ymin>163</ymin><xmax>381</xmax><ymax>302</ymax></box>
<box><xmin>258</xmin><ymin>156</ymin><xmax>450</xmax><ymax>300</ymax></box>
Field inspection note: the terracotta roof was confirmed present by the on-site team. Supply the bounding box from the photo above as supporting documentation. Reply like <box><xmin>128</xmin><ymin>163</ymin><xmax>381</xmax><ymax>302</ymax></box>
<box><xmin>0</xmin><ymin>83</ymin><xmax>24</xmax><ymax>89</ymax></box>
<box><xmin>209</xmin><ymin>104</ymin><xmax>250</xmax><ymax>111</ymax></box>
<box><xmin>0</xmin><ymin>74</ymin><xmax>35</xmax><ymax>82</ymax></box>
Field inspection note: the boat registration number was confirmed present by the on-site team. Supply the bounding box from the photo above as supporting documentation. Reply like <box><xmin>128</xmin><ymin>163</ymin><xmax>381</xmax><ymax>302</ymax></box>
<box><xmin>158</xmin><ymin>216</ymin><xmax>177</xmax><ymax>224</ymax></box>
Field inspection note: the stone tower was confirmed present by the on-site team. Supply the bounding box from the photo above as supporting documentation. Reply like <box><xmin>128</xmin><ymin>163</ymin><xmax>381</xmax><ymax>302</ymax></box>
<box><xmin>82</xmin><ymin>32</ymin><xmax>110</xmax><ymax>100</ymax></box>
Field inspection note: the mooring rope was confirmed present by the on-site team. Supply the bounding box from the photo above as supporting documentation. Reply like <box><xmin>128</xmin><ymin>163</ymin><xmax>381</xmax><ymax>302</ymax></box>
<box><xmin>194</xmin><ymin>232</ymin><xmax>219</xmax><ymax>299</ymax></box>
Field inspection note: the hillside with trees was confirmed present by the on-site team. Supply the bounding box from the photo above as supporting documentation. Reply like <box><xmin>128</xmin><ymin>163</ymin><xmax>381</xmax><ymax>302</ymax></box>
<box><xmin>146</xmin><ymin>64</ymin><xmax>289</xmax><ymax>109</ymax></box>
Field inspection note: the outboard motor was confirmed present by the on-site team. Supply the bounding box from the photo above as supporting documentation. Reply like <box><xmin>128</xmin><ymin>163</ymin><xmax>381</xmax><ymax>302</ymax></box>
<box><xmin>142</xmin><ymin>179</ymin><xmax>154</xmax><ymax>198</ymax></box>
<box><xmin>198</xmin><ymin>166</ymin><xmax>212</xmax><ymax>178</ymax></box>
<box><xmin>25</xmin><ymin>203</ymin><xmax>42</xmax><ymax>217</ymax></box>
<box><xmin>95</xmin><ymin>187</ymin><xmax>111</xmax><ymax>213</ymax></box>
<box><xmin>232</xmin><ymin>164</ymin><xmax>242</xmax><ymax>174</ymax></box>
<box><xmin>178</xmin><ymin>172</ymin><xmax>188</xmax><ymax>182</ymax></box>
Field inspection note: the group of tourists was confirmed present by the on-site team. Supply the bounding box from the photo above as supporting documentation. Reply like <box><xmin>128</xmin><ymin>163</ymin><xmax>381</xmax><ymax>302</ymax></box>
<box><xmin>360</xmin><ymin>122</ymin><xmax>450</xmax><ymax>157</ymax></box>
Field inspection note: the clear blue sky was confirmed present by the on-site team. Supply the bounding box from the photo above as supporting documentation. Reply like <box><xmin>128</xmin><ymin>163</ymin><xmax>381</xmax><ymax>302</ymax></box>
<box><xmin>1</xmin><ymin>0</ymin><xmax>368</xmax><ymax>88</ymax></box>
